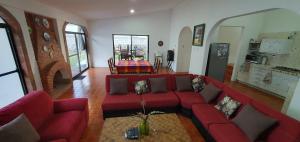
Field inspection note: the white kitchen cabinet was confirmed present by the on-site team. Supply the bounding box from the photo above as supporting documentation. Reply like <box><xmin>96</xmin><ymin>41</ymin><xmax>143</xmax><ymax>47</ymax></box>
<box><xmin>270</xmin><ymin>71</ymin><xmax>299</xmax><ymax>98</ymax></box>
<box><xmin>248</xmin><ymin>64</ymin><xmax>299</xmax><ymax>98</ymax></box>
<box><xmin>259</xmin><ymin>39</ymin><xmax>293</xmax><ymax>54</ymax></box>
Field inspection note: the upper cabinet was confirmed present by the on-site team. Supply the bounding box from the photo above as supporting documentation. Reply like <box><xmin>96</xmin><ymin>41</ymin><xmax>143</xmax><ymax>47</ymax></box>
<box><xmin>259</xmin><ymin>39</ymin><xmax>293</xmax><ymax>54</ymax></box>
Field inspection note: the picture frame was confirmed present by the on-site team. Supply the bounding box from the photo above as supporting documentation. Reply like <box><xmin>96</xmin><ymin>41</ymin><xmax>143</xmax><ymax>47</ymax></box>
<box><xmin>192</xmin><ymin>24</ymin><xmax>205</xmax><ymax>46</ymax></box>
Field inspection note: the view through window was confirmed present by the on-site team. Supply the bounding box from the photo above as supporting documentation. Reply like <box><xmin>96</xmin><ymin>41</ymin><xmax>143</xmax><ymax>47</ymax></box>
<box><xmin>0</xmin><ymin>17</ymin><xmax>26</xmax><ymax>108</ymax></box>
<box><xmin>65</xmin><ymin>23</ymin><xmax>89</xmax><ymax>78</ymax></box>
<box><xmin>113</xmin><ymin>34</ymin><xmax>149</xmax><ymax>64</ymax></box>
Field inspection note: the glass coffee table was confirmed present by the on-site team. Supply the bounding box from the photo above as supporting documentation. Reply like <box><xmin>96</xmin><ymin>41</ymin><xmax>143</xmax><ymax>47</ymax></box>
<box><xmin>100</xmin><ymin>113</ymin><xmax>191</xmax><ymax>142</ymax></box>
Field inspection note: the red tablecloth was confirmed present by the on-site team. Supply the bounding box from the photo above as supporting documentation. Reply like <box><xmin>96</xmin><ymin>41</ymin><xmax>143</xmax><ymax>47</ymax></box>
<box><xmin>116</xmin><ymin>60</ymin><xmax>154</xmax><ymax>74</ymax></box>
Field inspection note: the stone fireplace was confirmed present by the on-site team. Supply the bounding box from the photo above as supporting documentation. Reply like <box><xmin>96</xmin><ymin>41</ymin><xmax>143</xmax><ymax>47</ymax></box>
<box><xmin>25</xmin><ymin>12</ymin><xmax>72</xmax><ymax>98</ymax></box>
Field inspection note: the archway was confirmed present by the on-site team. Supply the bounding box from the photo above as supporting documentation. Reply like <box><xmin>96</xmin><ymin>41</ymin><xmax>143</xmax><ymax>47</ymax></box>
<box><xmin>177</xmin><ymin>27</ymin><xmax>193</xmax><ymax>72</ymax></box>
<box><xmin>0</xmin><ymin>5</ymin><xmax>36</xmax><ymax>91</ymax></box>
<box><xmin>63</xmin><ymin>22</ymin><xmax>89</xmax><ymax>78</ymax></box>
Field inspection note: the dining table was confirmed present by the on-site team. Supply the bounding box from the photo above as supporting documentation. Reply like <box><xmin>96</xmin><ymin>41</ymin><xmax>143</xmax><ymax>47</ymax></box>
<box><xmin>116</xmin><ymin>60</ymin><xmax>154</xmax><ymax>74</ymax></box>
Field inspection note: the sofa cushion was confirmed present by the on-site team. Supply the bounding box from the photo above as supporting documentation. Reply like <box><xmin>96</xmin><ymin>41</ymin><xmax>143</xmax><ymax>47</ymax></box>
<box><xmin>201</xmin><ymin>83</ymin><xmax>222</xmax><ymax>103</ymax></box>
<box><xmin>175</xmin><ymin>76</ymin><xmax>193</xmax><ymax>92</ymax></box>
<box><xmin>251</xmin><ymin>101</ymin><xmax>300</xmax><ymax>142</ymax></box>
<box><xmin>175</xmin><ymin>92</ymin><xmax>206</xmax><ymax>109</ymax></box>
<box><xmin>149</xmin><ymin>77</ymin><xmax>168</xmax><ymax>93</ymax></box>
<box><xmin>0</xmin><ymin>114</ymin><xmax>40</xmax><ymax>142</ymax></box>
<box><xmin>215</xmin><ymin>96</ymin><xmax>241</xmax><ymax>118</ymax></box>
<box><xmin>110</xmin><ymin>78</ymin><xmax>128</xmax><ymax>95</ymax></box>
<box><xmin>192</xmin><ymin>104</ymin><xmax>230</xmax><ymax>129</ymax></box>
<box><xmin>141</xmin><ymin>92</ymin><xmax>179</xmax><ymax>108</ymax></box>
<box><xmin>192</xmin><ymin>76</ymin><xmax>205</xmax><ymax>92</ymax></box>
<box><xmin>209</xmin><ymin>123</ymin><xmax>250</xmax><ymax>142</ymax></box>
<box><xmin>102</xmin><ymin>93</ymin><xmax>142</xmax><ymax>111</ymax></box>
<box><xmin>232</xmin><ymin>105</ymin><xmax>277</xmax><ymax>141</ymax></box>
<box><xmin>134</xmin><ymin>80</ymin><xmax>149</xmax><ymax>95</ymax></box>
<box><xmin>38</xmin><ymin>111</ymin><xmax>83</xmax><ymax>142</ymax></box>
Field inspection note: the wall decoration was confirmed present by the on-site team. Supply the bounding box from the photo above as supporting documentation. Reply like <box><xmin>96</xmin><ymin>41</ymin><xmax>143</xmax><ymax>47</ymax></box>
<box><xmin>43</xmin><ymin>45</ymin><xmax>49</xmax><ymax>52</ymax></box>
<box><xmin>42</xmin><ymin>18</ymin><xmax>49</xmax><ymax>29</ymax></box>
<box><xmin>158</xmin><ymin>40</ymin><xmax>164</xmax><ymax>47</ymax></box>
<box><xmin>34</xmin><ymin>17</ymin><xmax>40</xmax><ymax>26</ymax></box>
<box><xmin>192</xmin><ymin>24</ymin><xmax>205</xmax><ymax>46</ymax></box>
<box><xmin>43</xmin><ymin>32</ymin><xmax>51</xmax><ymax>42</ymax></box>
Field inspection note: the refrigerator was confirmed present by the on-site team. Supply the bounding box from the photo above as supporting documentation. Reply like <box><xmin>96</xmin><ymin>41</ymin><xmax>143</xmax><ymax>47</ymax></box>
<box><xmin>205</xmin><ymin>43</ymin><xmax>230</xmax><ymax>82</ymax></box>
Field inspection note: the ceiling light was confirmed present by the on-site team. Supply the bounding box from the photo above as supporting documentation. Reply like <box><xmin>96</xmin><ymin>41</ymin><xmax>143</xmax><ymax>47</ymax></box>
<box><xmin>130</xmin><ymin>9</ymin><xmax>135</xmax><ymax>14</ymax></box>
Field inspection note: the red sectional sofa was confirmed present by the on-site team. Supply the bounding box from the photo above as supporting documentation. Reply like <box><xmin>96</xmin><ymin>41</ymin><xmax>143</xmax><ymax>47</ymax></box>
<box><xmin>0</xmin><ymin>91</ymin><xmax>88</xmax><ymax>142</ymax></box>
<box><xmin>103</xmin><ymin>74</ymin><xmax>300</xmax><ymax>142</ymax></box>
<box><xmin>103</xmin><ymin>74</ymin><xmax>181</xmax><ymax>118</ymax></box>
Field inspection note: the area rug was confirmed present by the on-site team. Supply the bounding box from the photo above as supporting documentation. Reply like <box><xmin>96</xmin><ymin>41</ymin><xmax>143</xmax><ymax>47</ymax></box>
<box><xmin>99</xmin><ymin>113</ymin><xmax>191</xmax><ymax>142</ymax></box>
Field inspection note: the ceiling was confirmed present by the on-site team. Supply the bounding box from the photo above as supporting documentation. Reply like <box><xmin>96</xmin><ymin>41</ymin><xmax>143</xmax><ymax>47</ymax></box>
<box><xmin>36</xmin><ymin>0</ymin><xmax>184</xmax><ymax>20</ymax></box>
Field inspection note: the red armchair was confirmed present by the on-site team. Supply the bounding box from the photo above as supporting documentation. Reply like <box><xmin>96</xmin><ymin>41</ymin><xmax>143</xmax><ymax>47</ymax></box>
<box><xmin>0</xmin><ymin>91</ymin><xmax>88</xmax><ymax>142</ymax></box>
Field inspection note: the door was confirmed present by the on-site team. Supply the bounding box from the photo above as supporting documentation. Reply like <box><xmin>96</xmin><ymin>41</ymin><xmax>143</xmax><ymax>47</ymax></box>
<box><xmin>177</xmin><ymin>27</ymin><xmax>193</xmax><ymax>72</ymax></box>
<box><xmin>65</xmin><ymin>24</ymin><xmax>89</xmax><ymax>78</ymax></box>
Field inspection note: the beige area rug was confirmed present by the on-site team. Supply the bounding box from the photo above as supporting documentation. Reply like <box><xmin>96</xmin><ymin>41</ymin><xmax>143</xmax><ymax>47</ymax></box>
<box><xmin>99</xmin><ymin>113</ymin><xmax>191</xmax><ymax>142</ymax></box>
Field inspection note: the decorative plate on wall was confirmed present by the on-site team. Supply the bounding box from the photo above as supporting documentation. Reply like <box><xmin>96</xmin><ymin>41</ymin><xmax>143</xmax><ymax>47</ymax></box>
<box><xmin>43</xmin><ymin>32</ymin><xmax>51</xmax><ymax>42</ymax></box>
<box><xmin>34</xmin><ymin>17</ymin><xmax>41</xmax><ymax>26</ymax></box>
<box><xmin>43</xmin><ymin>45</ymin><xmax>50</xmax><ymax>53</ymax></box>
<box><xmin>42</xmin><ymin>18</ymin><xmax>50</xmax><ymax>29</ymax></box>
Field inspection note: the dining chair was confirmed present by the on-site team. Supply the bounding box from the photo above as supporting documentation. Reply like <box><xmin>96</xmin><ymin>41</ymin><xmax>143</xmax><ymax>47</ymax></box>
<box><xmin>108</xmin><ymin>58</ymin><xmax>117</xmax><ymax>74</ymax></box>
<box><xmin>153</xmin><ymin>58</ymin><xmax>161</xmax><ymax>74</ymax></box>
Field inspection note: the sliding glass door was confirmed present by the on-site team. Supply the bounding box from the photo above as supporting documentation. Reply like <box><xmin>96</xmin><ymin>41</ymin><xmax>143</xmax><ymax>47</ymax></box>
<box><xmin>0</xmin><ymin>19</ymin><xmax>26</xmax><ymax>108</ymax></box>
<box><xmin>113</xmin><ymin>34</ymin><xmax>149</xmax><ymax>64</ymax></box>
<box><xmin>65</xmin><ymin>24</ymin><xmax>89</xmax><ymax>78</ymax></box>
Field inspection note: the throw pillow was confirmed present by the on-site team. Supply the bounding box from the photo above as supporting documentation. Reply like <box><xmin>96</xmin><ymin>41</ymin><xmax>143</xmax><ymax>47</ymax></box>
<box><xmin>135</xmin><ymin>80</ymin><xmax>149</xmax><ymax>95</ymax></box>
<box><xmin>200</xmin><ymin>83</ymin><xmax>222</xmax><ymax>103</ymax></box>
<box><xmin>110</xmin><ymin>78</ymin><xmax>128</xmax><ymax>95</ymax></box>
<box><xmin>176</xmin><ymin>76</ymin><xmax>193</xmax><ymax>92</ymax></box>
<box><xmin>232</xmin><ymin>105</ymin><xmax>277</xmax><ymax>141</ymax></box>
<box><xmin>149</xmin><ymin>77</ymin><xmax>168</xmax><ymax>93</ymax></box>
<box><xmin>0</xmin><ymin>114</ymin><xmax>40</xmax><ymax>142</ymax></box>
<box><xmin>215</xmin><ymin>96</ymin><xmax>241</xmax><ymax>118</ymax></box>
<box><xmin>192</xmin><ymin>76</ymin><xmax>205</xmax><ymax>92</ymax></box>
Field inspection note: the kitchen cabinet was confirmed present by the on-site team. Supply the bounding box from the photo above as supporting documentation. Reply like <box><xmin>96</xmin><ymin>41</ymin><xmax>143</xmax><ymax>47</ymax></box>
<box><xmin>249</xmin><ymin>65</ymin><xmax>270</xmax><ymax>89</ymax></box>
<box><xmin>259</xmin><ymin>39</ymin><xmax>293</xmax><ymax>54</ymax></box>
<box><xmin>248</xmin><ymin>64</ymin><xmax>299</xmax><ymax>98</ymax></box>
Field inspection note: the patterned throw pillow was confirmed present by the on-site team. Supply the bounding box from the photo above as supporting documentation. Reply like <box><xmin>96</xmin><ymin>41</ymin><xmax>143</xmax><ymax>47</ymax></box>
<box><xmin>192</xmin><ymin>76</ymin><xmax>205</xmax><ymax>92</ymax></box>
<box><xmin>135</xmin><ymin>80</ymin><xmax>149</xmax><ymax>95</ymax></box>
<box><xmin>215</xmin><ymin>96</ymin><xmax>241</xmax><ymax>118</ymax></box>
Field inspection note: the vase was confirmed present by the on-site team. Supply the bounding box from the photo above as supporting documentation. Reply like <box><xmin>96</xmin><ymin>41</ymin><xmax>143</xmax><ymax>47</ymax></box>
<box><xmin>139</xmin><ymin>120</ymin><xmax>150</xmax><ymax>136</ymax></box>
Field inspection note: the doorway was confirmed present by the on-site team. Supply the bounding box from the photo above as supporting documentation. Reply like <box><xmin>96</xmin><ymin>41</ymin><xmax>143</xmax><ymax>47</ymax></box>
<box><xmin>65</xmin><ymin>23</ymin><xmax>89</xmax><ymax>78</ymax></box>
<box><xmin>216</xmin><ymin>26</ymin><xmax>243</xmax><ymax>81</ymax></box>
<box><xmin>177</xmin><ymin>27</ymin><xmax>193</xmax><ymax>72</ymax></box>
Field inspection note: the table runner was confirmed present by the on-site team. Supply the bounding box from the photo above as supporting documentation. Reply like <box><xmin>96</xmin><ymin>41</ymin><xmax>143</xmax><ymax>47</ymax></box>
<box><xmin>116</xmin><ymin>60</ymin><xmax>154</xmax><ymax>73</ymax></box>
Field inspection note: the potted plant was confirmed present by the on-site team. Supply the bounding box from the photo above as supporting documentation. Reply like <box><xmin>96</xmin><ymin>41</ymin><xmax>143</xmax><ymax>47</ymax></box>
<box><xmin>135</xmin><ymin>100</ymin><xmax>163</xmax><ymax>136</ymax></box>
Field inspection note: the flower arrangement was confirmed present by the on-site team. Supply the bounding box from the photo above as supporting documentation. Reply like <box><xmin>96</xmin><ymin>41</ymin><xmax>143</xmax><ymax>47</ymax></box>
<box><xmin>134</xmin><ymin>100</ymin><xmax>164</xmax><ymax>136</ymax></box>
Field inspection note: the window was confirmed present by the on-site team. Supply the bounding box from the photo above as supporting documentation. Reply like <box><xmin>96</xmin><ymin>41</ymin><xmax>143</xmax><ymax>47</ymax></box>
<box><xmin>65</xmin><ymin>24</ymin><xmax>89</xmax><ymax>78</ymax></box>
<box><xmin>0</xmin><ymin>17</ymin><xmax>27</xmax><ymax>108</ymax></box>
<box><xmin>113</xmin><ymin>34</ymin><xmax>149</xmax><ymax>63</ymax></box>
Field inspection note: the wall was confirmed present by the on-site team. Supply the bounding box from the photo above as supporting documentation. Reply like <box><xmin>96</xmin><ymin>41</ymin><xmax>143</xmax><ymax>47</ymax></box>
<box><xmin>88</xmin><ymin>10</ymin><xmax>171</xmax><ymax>67</ymax></box>
<box><xmin>0</xmin><ymin>0</ymin><xmax>87</xmax><ymax>90</ymax></box>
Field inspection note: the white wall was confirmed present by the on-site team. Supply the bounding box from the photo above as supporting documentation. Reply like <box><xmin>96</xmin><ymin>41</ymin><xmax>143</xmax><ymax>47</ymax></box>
<box><xmin>88</xmin><ymin>10</ymin><xmax>171</xmax><ymax>67</ymax></box>
<box><xmin>0</xmin><ymin>0</ymin><xmax>88</xmax><ymax>90</ymax></box>
<box><xmin>169</xmin><ymin>0</ymin><xmax>300</xmax><ymax>74</ymax></box>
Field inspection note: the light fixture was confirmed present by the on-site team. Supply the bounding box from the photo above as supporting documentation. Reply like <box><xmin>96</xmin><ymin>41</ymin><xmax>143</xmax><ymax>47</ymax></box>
<box><xmin>130</xmin><ymin>9</ymin><xmax>135</xmax><ymax>14</ymax></box>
